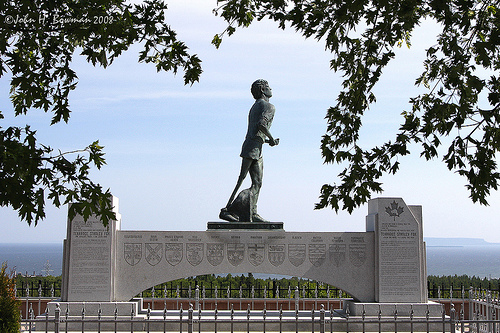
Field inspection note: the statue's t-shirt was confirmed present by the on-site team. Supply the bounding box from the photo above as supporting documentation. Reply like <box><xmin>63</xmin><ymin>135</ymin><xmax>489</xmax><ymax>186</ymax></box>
<box><xmin>240</xmin><ymin>99</ymin><xmax>275</xmax><ymax>160</ymax></box>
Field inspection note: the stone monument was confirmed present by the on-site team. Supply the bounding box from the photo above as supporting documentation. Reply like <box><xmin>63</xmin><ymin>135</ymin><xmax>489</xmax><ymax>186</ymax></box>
<box><xmin>60</xmin><ymin>196</ymin><xmax>429</xmax><ymax>306</ymax></box>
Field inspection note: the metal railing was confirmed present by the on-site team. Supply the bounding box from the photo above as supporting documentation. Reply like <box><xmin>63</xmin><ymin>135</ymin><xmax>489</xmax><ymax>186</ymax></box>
<box><xmin>22</xmin><ymin>302</ymin><xmax>500</xmax><ymax>333</ymax></box>
<box><xmin>20</xmin><ymin>303</ymin><xmax>450</xmax><ymax>333</ymax></box>
<box><xmin>18</xmin><ymin>287</ymin><xmax>500</xmax><ymax>332</ymax></box>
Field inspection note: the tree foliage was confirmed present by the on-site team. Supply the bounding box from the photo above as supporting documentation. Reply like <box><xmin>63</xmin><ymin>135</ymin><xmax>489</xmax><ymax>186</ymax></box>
<box><xmin>0</xmin><ymin>263</ymin><xmax>20</xmax><ymax>333</ymax></box>
<box><xmin>213</xmin><ymin>0</ymin><xmax>500</xmax><ymax>213</ymax></box>
<box><xmin>0</xmin><ymin>0</ymin><xmax>202</xmax><ymax>225</ymax></box>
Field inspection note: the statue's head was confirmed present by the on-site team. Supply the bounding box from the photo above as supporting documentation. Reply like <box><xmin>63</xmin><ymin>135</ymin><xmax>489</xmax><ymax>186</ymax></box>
<box><xmin>251</xmin><ymin>79</ymin><xmax>271</xmax><ymax>99</ymax></box>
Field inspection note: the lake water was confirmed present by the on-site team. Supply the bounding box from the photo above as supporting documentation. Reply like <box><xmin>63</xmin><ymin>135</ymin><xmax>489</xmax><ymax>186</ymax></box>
<box><xmin>1</xmin><ymin>242</ymin><xmax>500</xmax><ymax>278</ymax></box>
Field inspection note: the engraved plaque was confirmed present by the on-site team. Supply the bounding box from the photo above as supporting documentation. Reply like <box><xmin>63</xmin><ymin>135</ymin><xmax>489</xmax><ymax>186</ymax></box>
<box><xmin>329</xmin><ymin>244</ymin><xmax>346</xmax><ymax>267</ymax></box>
<box><xmin>145</xmin><ymin>243</ymin><xmax>162</xmax><ymax>266</ymax></box>
<box><xmin>186</xmin><ymin>243</ymin><xmax>204</xmax><ymax>266</ymax></box>
<box><xmin>349</xmin><ymin>244</ymin><xmax>366</xmax><ymax>267</ymax></box>
<box><xmin>165</xmin><ymin>243</ymin><xmax>183</xmax><ymax>266</ymax></box>
<box><xmin>268</xmin><ymin>244</ymin><xmax>285</xmax><ymax>266</ymax></box>
<box><xmin>207</xmin><ymin>243</ymin><xmax>224</xmax><ymax>266</ymax></box>
<box><xmin>124</xmin><ymin>243</ymin><xmax>142</xmax><ymax>266</ymax></box>
<box><xmin>248</xmin><ymin>243</ymin><xmax>265</xmax><ymax>266</ymax></box>
<box><xmin>288</xmin><ymin>244</ymin><xmax>306</xmax><ymax>266</ymax></box>
<box><xmin>227</xmin><ymin>243</ymin><xmax>245</xmax><ymax>266</ymax></box>
<box><xmin>308</xmin><ymin>244</ymin><xmax>326</xmax><ymax>267</ymax></box>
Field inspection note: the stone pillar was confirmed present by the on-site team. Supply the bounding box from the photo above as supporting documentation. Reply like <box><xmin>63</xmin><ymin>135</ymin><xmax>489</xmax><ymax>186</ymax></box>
<box><xmin>366</xmin><ymin>197</ymin><xmax>426</xmax><ymax>303</ymax></box>
<box><xmin>61</xmin><ymin>196</ymin><xmax>121</xmax><ymax>301</ymax></box>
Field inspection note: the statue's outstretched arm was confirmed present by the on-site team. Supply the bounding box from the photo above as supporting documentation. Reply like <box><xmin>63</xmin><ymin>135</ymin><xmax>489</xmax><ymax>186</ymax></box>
<box><xmin>259</xmin><ymin>124</ymin><xmax>278</xmax><ymax>146</ymax></box>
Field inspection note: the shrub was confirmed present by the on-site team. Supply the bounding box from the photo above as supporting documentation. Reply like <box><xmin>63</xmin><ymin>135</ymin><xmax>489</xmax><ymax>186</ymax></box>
<box><xmin>0</xmin><ymin>262</ymin><xmax>21</xmax><ymax>333</ymax></box>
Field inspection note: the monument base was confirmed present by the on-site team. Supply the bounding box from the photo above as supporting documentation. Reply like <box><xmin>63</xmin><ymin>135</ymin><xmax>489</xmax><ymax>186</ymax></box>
<box><xmin>341</xmin><ymin>301</ymin><xmax>446</xmax><ymax>332</ymax></box>
<box><xmin>207</xmin><ymin>221</ymin><xmax>284</xmax><ymax>230</ymax></box>
<box><xmin>35</xmin><ymin>299</ymin><xmax>143</xmax><ymax>331</ymax></box>
<box><xmin>344</xmin><ymin>300</ymin><xmax>444</xmax><ymax>317</ymax></box>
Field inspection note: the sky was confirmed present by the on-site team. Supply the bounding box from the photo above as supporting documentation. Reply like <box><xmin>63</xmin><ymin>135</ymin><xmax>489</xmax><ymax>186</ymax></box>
<box><xmin>1</xmin><ymin>0</ymin><xmax>500</xmax><ymax>244</ymax></box>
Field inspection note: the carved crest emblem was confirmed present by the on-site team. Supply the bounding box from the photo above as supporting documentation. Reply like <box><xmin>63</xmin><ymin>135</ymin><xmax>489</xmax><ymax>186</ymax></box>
<box><xmin>329</xmin><ymin>244</ymin><xmax>346</xmax><ymax>267</ymax></box>
<box><xmin>145</xmin><ymin>243</ymin><xmax>163</xmax><ymax>266</ymax></box>
<box><xmin>385</xmin><ymin>200</ymin><xmax>404</xmax><ymax>220</ymax></box>
<box><xmin>268</xmin><ymin>244</ymin><xmax>285</xmax><ymax>266</ymax></box>
<box><xmin>308</xmin><ymin>244</ymin><xmax>326</xmax><ymax>267</ymax></box>
<box><xmin>288</xmin><ymin>244</ymin><xmax>306</xmax><ymax>267</ymax></box>
<box><xmin>165</xmin><ymin>243</ymin><xmax>183</xmax><ymax>266</ymax></box>
<box><xmin>227</xmin><ymin>243</ymin><xmax>245</xmax><ymax>266</ymax></box>
<box><xmin>349</xmin><ymin>244</ymin><xmax>366</xmax><ymax>267</ymax></box>
<box><xmin>207</xmin><ymin>243</ymin><xmax>224</xmax><ymax>266</ymax></box>
<box><xmin>248</xmin><ymin>243</ymin><xmax>265</xmax><ymax>266</ymax></box>
<box><xmin>186</xmin><ymin>243</ymin><xmax>204</xmax><ymax>266</ymax></box>
<box><xmin>124</xmin><ymin>243</ymin><xmax>142</xmax><ymax>266</ymax></box>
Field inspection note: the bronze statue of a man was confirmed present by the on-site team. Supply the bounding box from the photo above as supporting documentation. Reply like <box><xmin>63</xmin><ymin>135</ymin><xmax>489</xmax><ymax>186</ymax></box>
<box><xmin>220</xmin><ymin>79</ymin><xmax>279</xmax><ymax>222</ymax></box>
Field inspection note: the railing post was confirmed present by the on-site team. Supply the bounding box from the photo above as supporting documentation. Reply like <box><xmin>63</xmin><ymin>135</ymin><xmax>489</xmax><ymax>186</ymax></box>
<box><xmin>214</xmin><ymin>304</ymin><xmax>218</xmax><ymax>333</ymax></box>
<box><xmin>263</xmin><ymin>304</ymin><xmax>267</xmax><ymax>333</ymax></box>
<box><xmin>130</xmin><ymin>303</ymin><xmax>135</xmax><ymax>333</ymax></box>
<box><xmin>425</xmin><ymin>305</ymin><xmax>430</xmax><ymax>333</ymax></box>
<box><xmin>151</xmin><ymin>286</ymin><xmax>155</xmax><ymax>310</ymax></box>
<box><xmin>98</xmin><ymin>304</ymin><xmax>102</xmax><ymax>333</ymax></box>
<box><xmin>450</xmin><ymin>303</ymin><xmax>456</xmax><ymax>333</ymax></box>
<box><xmin>295</xmin><ymin>286</ymin><xmax>299</xmax><ymax>311</ymax></box>
<box><xmin>247</xmin><ymin>304</ymin><xmax>251</xmax><ymax>333</ymax></box>
<box><xmin>394</xmin><ymin>305</ymin><xmax>398</xmax><ymax>333</ymax></box>
<box><xmin>311</xmin><ymin>308</ymin><xmax>315</xmax><ymax>333</ymax></box>
<box><xmin>198</xmin><ymin>306</ymin><xmax>202</xmax><ymax>333</ymax></box>
<box><xmin>320</xmin><ymin>304</ymin><xmax>325</xmax><ymax>333</ymax></box>
<box><xmin>188</xmin><ymin>303</ymin><xmax>193</xmax><ymax>333</ymax></box>
<box><xmin>295</xmin><ymin>307</ymin><xmax>299</xmax><ymax>333</ymax></box>
<box><xmin>54</xmin><ymin>303</ymin><xmax>60</xmax><ymax>333</ymax></box>
<box><xmin>379</xmin><ymin>304</ymin><xmax>383</xmax><ymax>333</ymax></box>
<box><xmin>146</xmin><ymin>303</ymin><xmax>151</xmax><ymax>333</ymax></box>
<box><xmin>114</xmin><ymin>305</ymin><xmax>118</xmax><ymax>333</ymax></box>
<box><xmin>362</xmin><ymin>304</ymin><xmax>366</xmax><ymax>333</ymax></box>
<box><xmin>179</xmin><ymin>303</ymin><xmax>183</xmax><ymax>333</ymax></box>
<box><xmin>81</xmin><ymin>303</ymin><xmax>85</xmax><ymax>333</ymax></box>
<box><xmin>469</xmin><ymin>286</ymin><xmax>474</xmax><ymax>321</ymax></box>
<box><xmin>230</xmin><ymin>304</ymin><xmax>235</xmax><ymax>333</ymax></box>
<box><xmin>195</xmin><ymin>285</ymin><xmax>200</xmax><ymax>311</ymax></box>
<box><xmin>441</xmin><ymin>306</ymin><xmax>446</xmax><ymax>333</ymax></box>
<box><xmin>26</xmin><ymin>284</ymin><xmax>30</xmax><ymax>321</ymax></box>
<box><xmin>251</xmin><ymin>286</ymin><xmax>255</xmax><ymax>310</ymax></box>
<box><xmin>345</xmin><ymin>304</ymin><xmax>350</xmax><ymax>333</ymax></box>
<box><xmin>38</xmin><ymin>283</ymin><xmax>42</xmax><ymax>317</ymax></box>
<box><xmin>492</xmin><ymin>299</ymin><xmax>497</xmax><ymax>333</ymax></box>
<box><xmin>409</xmin><ymin>304</ymin><xmax>414</xmax><ymax>333</ymax></box>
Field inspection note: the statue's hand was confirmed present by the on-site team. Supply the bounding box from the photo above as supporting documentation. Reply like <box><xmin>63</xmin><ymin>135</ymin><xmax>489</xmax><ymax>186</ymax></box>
<box><xmin>265</xmin><ymin>138</ymin><xmax>279</xmax><ymax>146</ymax></box>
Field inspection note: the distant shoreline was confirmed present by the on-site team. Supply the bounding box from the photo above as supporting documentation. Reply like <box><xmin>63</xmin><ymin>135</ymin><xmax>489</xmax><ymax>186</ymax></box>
<box><xmin>2</xmin><ymin>239</ymin><xmax>500</xmax><ymax>278</ymax></box>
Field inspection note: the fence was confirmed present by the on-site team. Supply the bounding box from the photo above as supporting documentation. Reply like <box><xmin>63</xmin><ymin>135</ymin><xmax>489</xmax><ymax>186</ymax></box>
<box><xmin>20</xmin><ymin>301</ymin><xmax>500</xmax><ymax>333</ymax></box>
<box><xmin>17</xmin><ymin>278</ymin><xmax>500</xmax><ymax>300</ymax></box>
<box><xmin>17</xmin><ymin>285</ymin><xmax>500</xmax><ymax>332</ymax></box>
<box><xmin>16</xmin><ymin>279</ymin><xmax>348</xmax><ymax>299</ymax></box>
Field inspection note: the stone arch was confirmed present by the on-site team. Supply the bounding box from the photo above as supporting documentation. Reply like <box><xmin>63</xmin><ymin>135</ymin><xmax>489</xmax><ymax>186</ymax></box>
<box><xmin>62</xmin><ymin>197</ymin><xmax>426</xmax><ymax>305</ymax></box>
<box><xmin>115</xmin><ymin>233</ymin><xmax>375</xmax><ymax>302</ymax></box>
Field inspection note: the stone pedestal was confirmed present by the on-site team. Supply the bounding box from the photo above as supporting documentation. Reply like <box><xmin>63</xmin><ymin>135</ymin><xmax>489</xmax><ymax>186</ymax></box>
<box><xmin>366</xmin><ymin>198</ymin><xmax>426</xmax><ymax>303</ymax></box>
<box><xmin>61</xmin><ymin>196</ymin><xmax>121</xmax><ymax>302</ymax></box>
<box><xmin>207</xmin><ymin>221</ymin><xmax>284</xmax><ymax>230</ymax></box>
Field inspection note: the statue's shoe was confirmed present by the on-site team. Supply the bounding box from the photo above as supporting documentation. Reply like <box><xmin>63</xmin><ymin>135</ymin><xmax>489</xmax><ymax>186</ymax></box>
<box><xmin>252</xmin><ymin>213</ymin><xmax>269</xmax><ymax>222</ymax></box>
<box><xmin>219</xmin><ymin>208</ymin><xmax>239</xmax><ymax>222</ymax></box>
